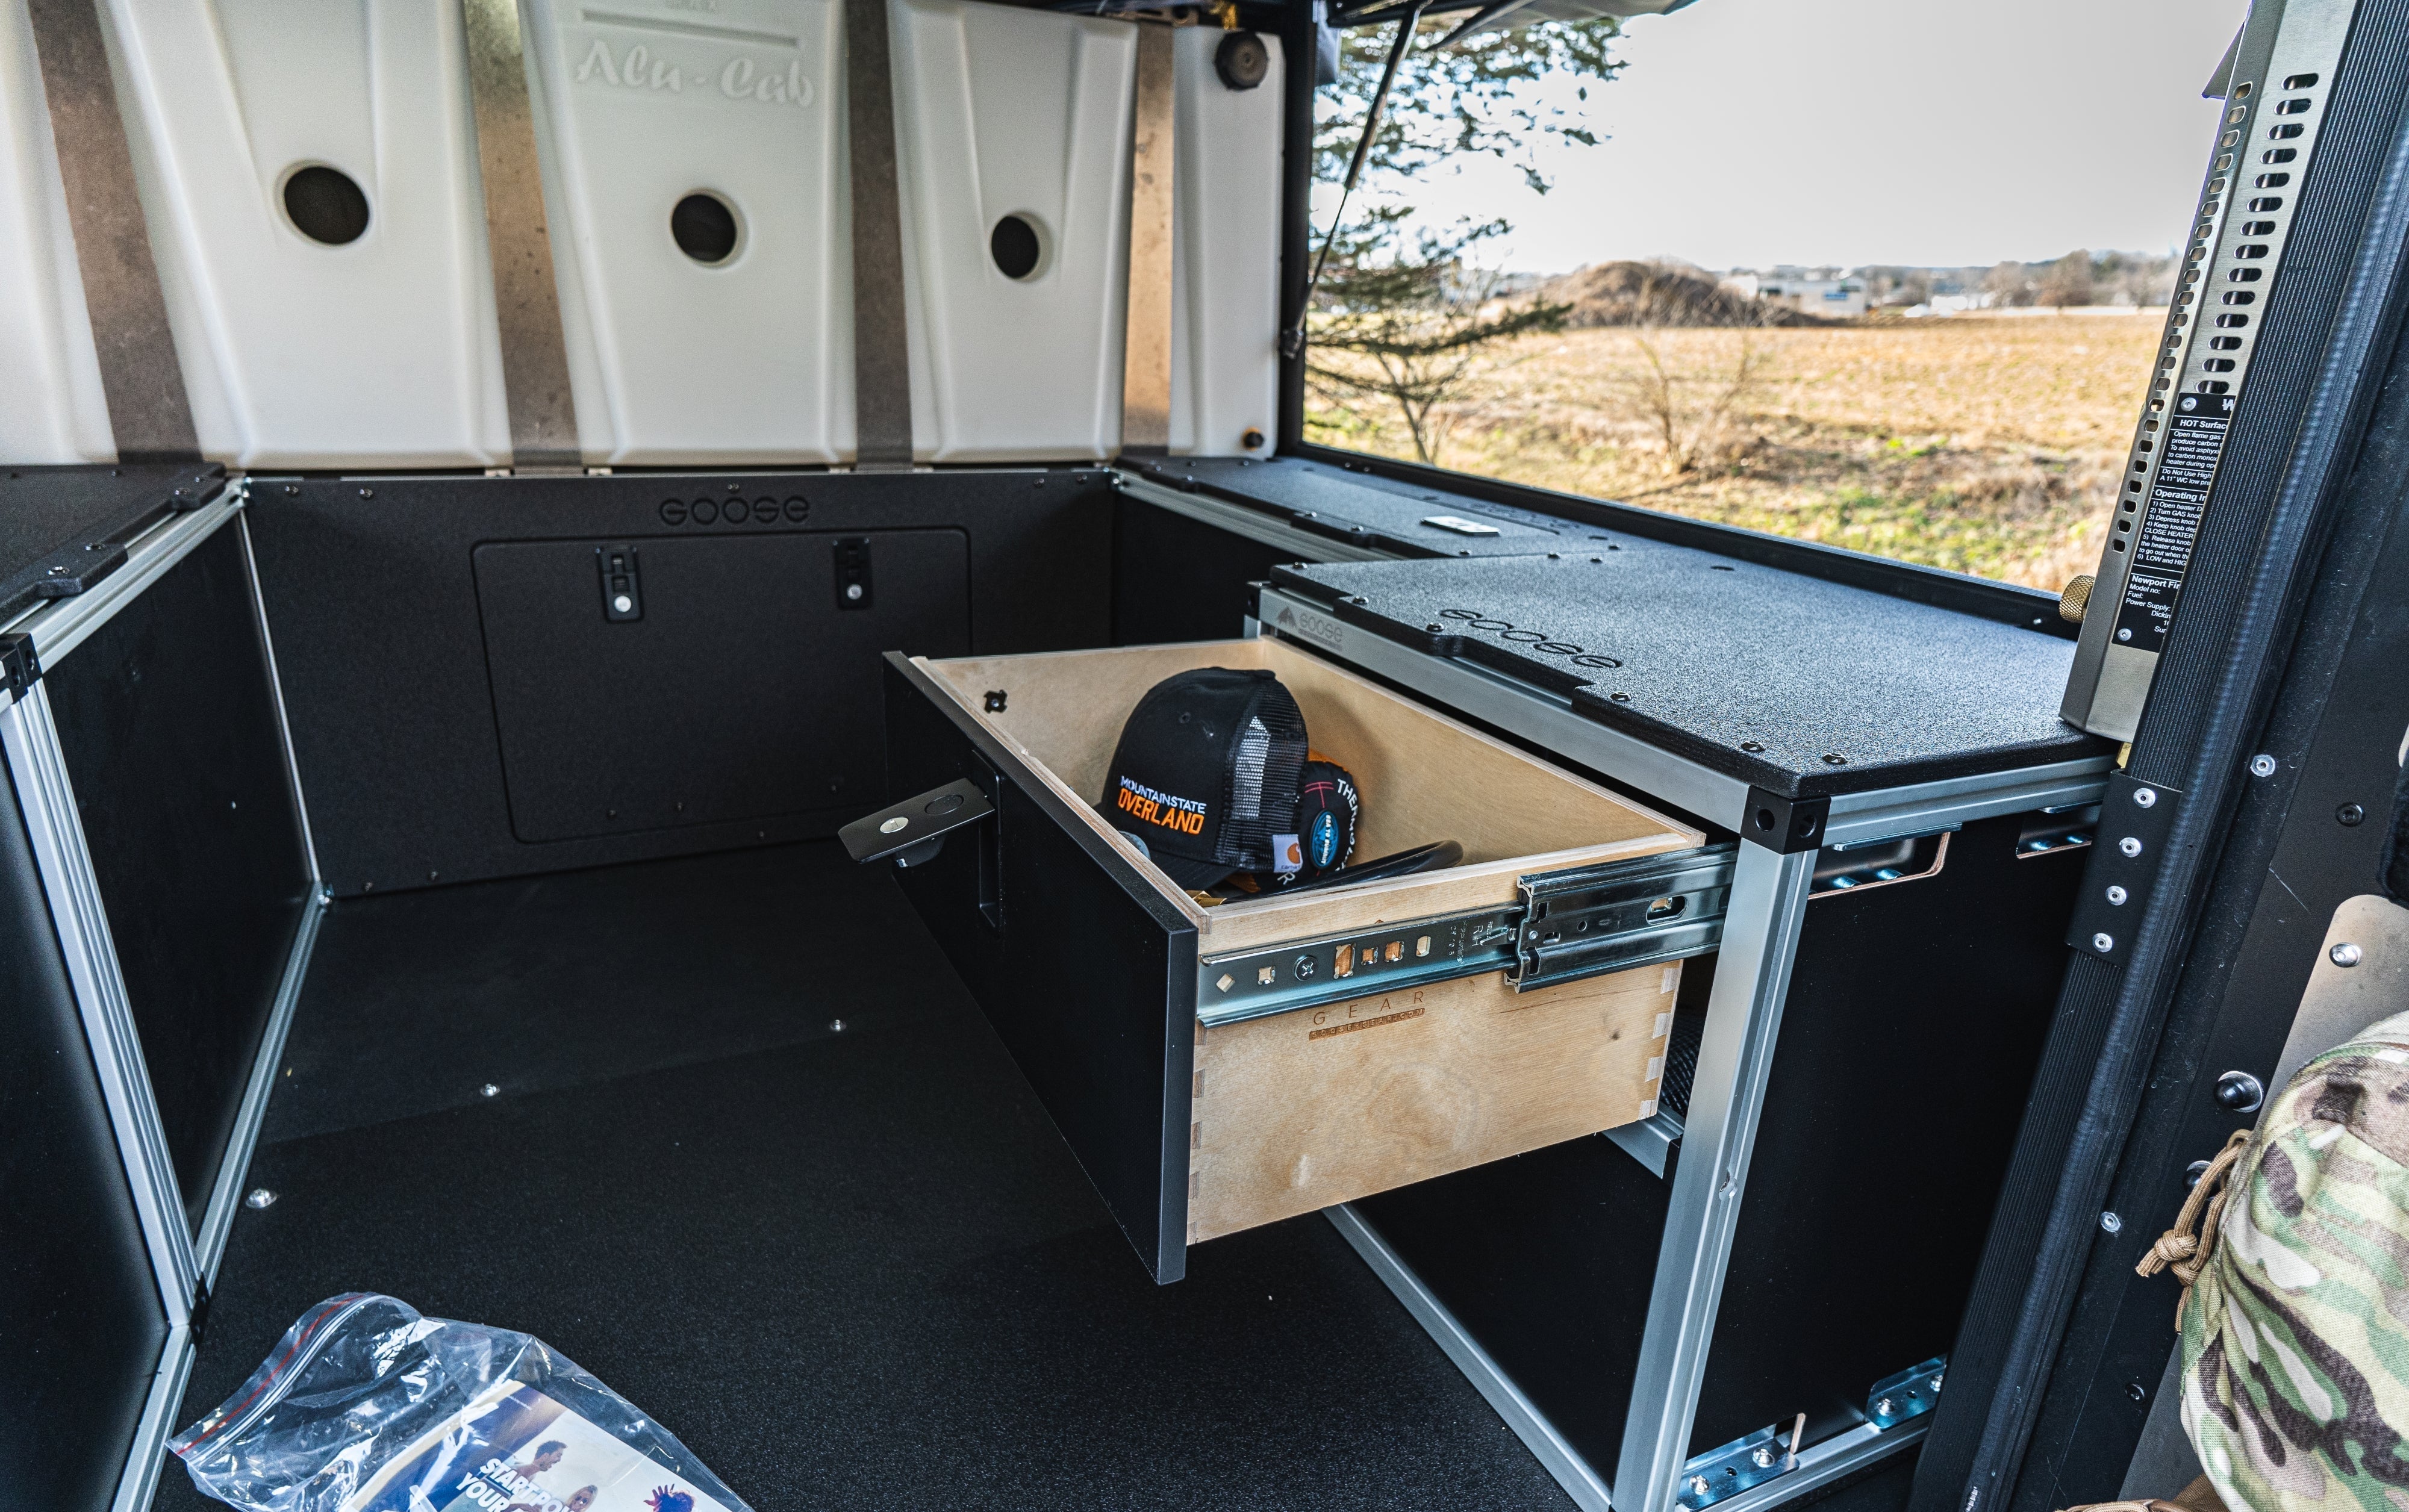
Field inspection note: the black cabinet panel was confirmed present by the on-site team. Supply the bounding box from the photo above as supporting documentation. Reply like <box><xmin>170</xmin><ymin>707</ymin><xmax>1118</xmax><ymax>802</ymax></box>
<box><xmin>46</xmin><ymin>523</ymin><xmax>313</xmax><ymax>1228</ymax></box>
<box><xmin>475</xmin><ymin>531</ymin><xmax>969</xmax><ymax>843</ymax></box>
<box><xmin>1112</xmin><ymin>496</ymin><xmax>1289</xmax><ymax>646</ymax></box>
<box><xmin>248</xmin><ymin>471</ymin><xmax>1114</xmax><ymax>895</ymax></box>
<box><xmin>0</xmin><ymin>758</ymin><xmax>167</xmax><ymax>1510</ymax></box>
<box><xmin>1691</xmin><ymin>817</ymin><xmax>2080</xmax><ymax>1454</ymax></box>
<box><xmin>1351</xmin><ymin>814</ymin><xmax>2078</xmax><ymax>1470</ymax></box>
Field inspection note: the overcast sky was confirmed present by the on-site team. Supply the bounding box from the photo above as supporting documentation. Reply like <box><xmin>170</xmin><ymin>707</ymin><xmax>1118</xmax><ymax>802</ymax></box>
<box><xmin>1355</xmin><ymin>0</ymin><xmax>2253</xmax><ymax>273</ymax></box>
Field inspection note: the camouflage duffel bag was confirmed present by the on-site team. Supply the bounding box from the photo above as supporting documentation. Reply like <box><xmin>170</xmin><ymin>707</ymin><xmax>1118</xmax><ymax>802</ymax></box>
<box><xmin>2134</xmin><ymin>1009</ymin><xmax>2409</xmax><ymax>1510</ymax></box>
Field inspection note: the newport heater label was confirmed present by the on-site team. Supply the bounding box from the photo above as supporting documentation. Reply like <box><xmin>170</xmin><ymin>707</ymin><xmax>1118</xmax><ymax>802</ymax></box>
<box><xmin>2112</xmin><ymin>391</ymin><xmax>2236</xmax><ymax>652</ymax></box>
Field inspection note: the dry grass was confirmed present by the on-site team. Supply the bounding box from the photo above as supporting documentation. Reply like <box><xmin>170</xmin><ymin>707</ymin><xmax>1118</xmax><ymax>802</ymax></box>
<box><xmin>1303</xmin><ymin>311</ymin><xmax>2164</xmax><ymax>590</ymax></box>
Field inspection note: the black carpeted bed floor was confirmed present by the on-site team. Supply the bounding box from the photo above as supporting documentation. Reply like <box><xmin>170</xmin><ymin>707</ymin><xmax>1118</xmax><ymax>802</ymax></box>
<box><xmin>154</xmin><ymin>842</ymin><xmax>1582</xmax><ymax>1511</ymax></box>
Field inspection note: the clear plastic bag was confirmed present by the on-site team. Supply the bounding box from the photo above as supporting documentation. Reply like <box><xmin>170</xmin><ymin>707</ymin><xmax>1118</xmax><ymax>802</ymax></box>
<box><xmin>170</xmin><ymin>1293</ymin><xmax>753</xmax><ymax>1512</ymax></box>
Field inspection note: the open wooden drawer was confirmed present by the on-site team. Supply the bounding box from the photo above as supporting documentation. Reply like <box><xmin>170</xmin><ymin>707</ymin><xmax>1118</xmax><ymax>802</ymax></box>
<box><xmin>872</xmin><ymin>637</ymin><xmax>1709</xmax><ymax>1281</ymax></box>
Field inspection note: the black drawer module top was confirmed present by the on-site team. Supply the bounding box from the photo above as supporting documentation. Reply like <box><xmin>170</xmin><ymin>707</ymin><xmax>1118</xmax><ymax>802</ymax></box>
<box><xmin>1272</xmin><ymin>550</ymin><xmax>2111</xmax><ymax>798</ymax></box>
<box><xmin>0</xmin><ymin>462</ymin><xmax>226</xmax><ymax>627</ymax></box>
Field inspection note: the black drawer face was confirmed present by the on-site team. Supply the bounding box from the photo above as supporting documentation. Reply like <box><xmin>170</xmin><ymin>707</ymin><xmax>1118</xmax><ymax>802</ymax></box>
<box><xmin>884</xmin><ymin>655</ymin><xmax>1199</xmax><ymax>1283</ymax></box>
<box><xmin>475</xmin><ymin>530</ymin><xmax>970</xmax><ymax>843</ymax></box>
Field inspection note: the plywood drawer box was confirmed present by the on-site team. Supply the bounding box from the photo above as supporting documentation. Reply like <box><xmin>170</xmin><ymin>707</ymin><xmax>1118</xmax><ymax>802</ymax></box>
<box><xmin>874</xmin><ymin>636</ymin><xmax>1709</xmax><ymax>1281</ymax></box>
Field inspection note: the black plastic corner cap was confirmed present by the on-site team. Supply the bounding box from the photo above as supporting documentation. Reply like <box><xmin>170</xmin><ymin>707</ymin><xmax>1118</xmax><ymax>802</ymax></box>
<box><xmin>1</xmin><ymin>633</ymin><xmax>39</xmax><ymax>698</ymax></box>
<box><xmin>1742</xmin><ymin>786</ymin><xmax>1831</xmax><ymax>854</ymax></box>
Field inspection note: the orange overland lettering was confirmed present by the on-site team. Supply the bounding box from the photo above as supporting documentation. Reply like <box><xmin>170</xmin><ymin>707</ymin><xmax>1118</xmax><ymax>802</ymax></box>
<box><xmin>1115</xmin><ymin>776</ymin><xmax>1207</xmax><ymax>836</ymax></box>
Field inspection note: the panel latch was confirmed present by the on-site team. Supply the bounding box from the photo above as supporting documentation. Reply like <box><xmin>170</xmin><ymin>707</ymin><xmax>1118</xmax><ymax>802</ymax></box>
<box><xmin>836</xmin><ymin>537</ymin><xmax>874</xmax><ymax>610</ymax></box>
<box><xmin>597</xmin><ymin>544</ymin><xmax>641</xmax><ymax>622</ymax></box>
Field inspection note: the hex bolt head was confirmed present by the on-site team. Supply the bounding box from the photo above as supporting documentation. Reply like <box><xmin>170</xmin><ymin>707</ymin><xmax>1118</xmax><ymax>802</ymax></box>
<box><xmin>2249</xmin><ymin>754</ymin><xmax>2277</xmax><ymax>777</ymax></box>
<box><xmin>2119</xmin><ymin>836</ymin><xmax>2143</xmax><ymax>857</ymax></box>
<box><xmin>2134</xmin><ymin>787</ymin><xmax>2157</xmax><ymax>807</ymax></box>
<box><xmin>2106</xmin><ymin>885</ymin><xmax>2129</xmax><ymax>906</ymax></box>
<box><xmin>2093</xmin><ymin>932</ymin><xmax>2116</xmax><ymax>953</ymax></box>
<box><xmin>2215</xmin><ymin>1069</ymin><xmax>2266</xmax><ymax>1113</ymax></box>
<box><xmin>244</xmin><ymin>1187</ymin><xmax>278</xmax><ymax>1210</ymax></box>
<box><xmin>2099</xmin><ymin>1210</ymin><xmax>2124</xmax><ymax>1234</ymax></box>
<box><xmin>2333</xmin><ymin>942</ymin><xmax>2365</xmax><ymax>967</ymax></box>
<box><xmin>2338</xmin><ymin>803</ymin><xmax>2366</xmax><ymax>827</ymax></box>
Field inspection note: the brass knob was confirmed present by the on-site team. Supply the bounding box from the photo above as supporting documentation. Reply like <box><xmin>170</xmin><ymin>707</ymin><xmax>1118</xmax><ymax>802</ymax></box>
<box><xmin>2060</xmin><ymin>573</ymin><xmax>2095</xmax><ymax>624</ymax></box>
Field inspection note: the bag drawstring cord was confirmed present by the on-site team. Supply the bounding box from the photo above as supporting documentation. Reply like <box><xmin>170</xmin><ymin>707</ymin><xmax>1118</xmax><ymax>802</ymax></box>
<box><xmin>2136</xmin><ymin>1127</ymin><xmax>2254</xmax><ymax>1324</ymax></box>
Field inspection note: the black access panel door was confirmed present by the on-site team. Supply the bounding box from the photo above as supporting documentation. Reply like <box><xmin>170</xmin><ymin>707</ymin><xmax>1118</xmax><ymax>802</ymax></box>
<box><xmin>473</xmin><ymin>530</ymin><xmax>970</xmax><ymax>845</ymax></box>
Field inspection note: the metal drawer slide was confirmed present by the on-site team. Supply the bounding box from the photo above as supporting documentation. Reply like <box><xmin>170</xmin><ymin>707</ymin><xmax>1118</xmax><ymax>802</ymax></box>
<box><xmin>1197</xmin><ymin>842</ymin><xmax>1737</xmax><ymax>1027</ymax></box>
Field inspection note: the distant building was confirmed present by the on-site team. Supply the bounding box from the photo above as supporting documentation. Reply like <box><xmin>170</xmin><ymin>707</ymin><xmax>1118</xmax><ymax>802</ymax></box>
<box><xmin>1720</xmin><ymin>266</ymin><xmax>1868</xmax><ymax>319</ymax></box>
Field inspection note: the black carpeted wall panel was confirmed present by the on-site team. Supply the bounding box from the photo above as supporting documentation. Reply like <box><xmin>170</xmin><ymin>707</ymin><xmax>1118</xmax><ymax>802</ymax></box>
<box><xmin>248</xmin><ymin>471</ymin><xmax>1114</xmax><ymax>897</ymax></box>
<box><xmin>1111</xmin><ymin>494</ymin><xmax>1291</xmax><ymax>645</ymax></box>
<box><xmin>45</xmin><ymin>520</ymin><xmax>313</xmax><ymax>1228</ymax></box>
<box><xmin>0</xmin><ymin>756</ymin><xmax>167</xmax><ymax>1512</ymax></box>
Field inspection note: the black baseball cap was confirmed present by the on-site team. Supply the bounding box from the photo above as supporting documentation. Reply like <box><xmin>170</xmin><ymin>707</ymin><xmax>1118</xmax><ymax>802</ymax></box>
<box><xmin>1100</xmin><ymin>668</ymin><xmax>1310</xmax><ymax>889</ymax></box>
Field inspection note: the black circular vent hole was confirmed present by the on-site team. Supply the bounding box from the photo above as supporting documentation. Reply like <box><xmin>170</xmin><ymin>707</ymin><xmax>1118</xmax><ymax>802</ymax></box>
<box><xmin>282</xmin><ymin>165</ymin><xmax>370</xmax><ymax>246</ymax></box>
<box><xmin>991</xmin><ymin>214</ymin><xmax>1043</xmax><ymax>280</ymax></box>
<box><xmin>672</xmin><ymin>193</ymin><xmax>741</xmax><ymax>265</ymax></box>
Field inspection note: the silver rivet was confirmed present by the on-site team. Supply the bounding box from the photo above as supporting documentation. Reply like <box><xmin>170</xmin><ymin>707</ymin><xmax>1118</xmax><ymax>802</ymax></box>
<box><xmin>2100</xmin><ymin>1210</ymin><xmax>2123</xmax><ymax>1233</ymax></box>
<box><xmin>244</xmin><ymin>1188</ymin><xmax>278</xmax><ymax>1210</ymax></box>
<box><xmin>2119</xmin><ymin>836</ymin><xmax>2143</xmax><ymax>857</ymax></box>
<box><xmin>2105</xmin><ymin>885</ymin><xmax>2128</xmax><ymax>905</ymax></box>
<box><xmin>2333</xmin><ymin>942</ymin><xmax>2364</xmax><ymax>967</ymax></box>
<box><xmin>1876</xmin><ymin>1397</ymin><xmax>1895</xmax><ymax>1416</ymax></box>
<box><xmin>1751</xmin><ymin>1447</ymin><xmax>1775</xmax><ymax>1469</ymax></box>
<box><xmin>2249</xmin><ymin>754</ymin><xmax>2277</xmax><ymax>777</ymax></box>
<box><xmin>844</xmin><ymin>583</ymin><xmax>864</xmax><ymax>602</ymax></box>
<box><xmin>1930</xmin><ymin>1373</ymin><xmax>1943</xmax><ymax>1393</ymax></box>
<box><xmin>613</xmin><ymin>594</ymin><xmax>633</xmax><ymax>613</ymax></box>
<box><xmin>480</xmin><ymin>1083</ymin><xmax>500</xmax><ymax>1098</ymax></box>
<box><xmin>1689</xmin><ymin>1478</ymin><xmax>1712</xmax><ymax>1498</ymax></box>
<box><xmin>2093</xmin><ymin>932</ymin><xmax>2116</xmax><ymax>952</ymax></box>
<box><xmin>2134</xmin><ymin>787</ymin><xmax>2157</xmax><ymax>808</ymax></box>
<box><xmin>879</xmin><ymin>816</ymin><xmax>909</xmax><ymax>834</ymax></box>
<box><xmin>830</xmin><ymin>1018</ymin><xmax>847</xmax><ymax>1032</ymax></box>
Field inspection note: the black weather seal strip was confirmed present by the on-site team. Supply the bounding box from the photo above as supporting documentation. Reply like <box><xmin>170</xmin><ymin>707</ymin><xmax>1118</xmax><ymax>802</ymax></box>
<box><xmin>1924</xmin><ymin>8</ymin><xmax>2409</xmax><ymax>1511</ymax></box>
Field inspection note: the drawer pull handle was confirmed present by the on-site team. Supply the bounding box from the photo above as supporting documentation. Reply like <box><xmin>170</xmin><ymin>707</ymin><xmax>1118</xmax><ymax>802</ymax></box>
<box><xmin>840</xmin><ymin>778</ymin><xmax>994</xmax><ymax>867</ymax></box>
